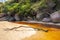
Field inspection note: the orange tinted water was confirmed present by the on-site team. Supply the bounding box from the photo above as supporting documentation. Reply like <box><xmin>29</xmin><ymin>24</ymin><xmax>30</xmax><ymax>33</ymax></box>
<box><xmin>15</xmin><ymin>22</ymin><xmax>60</xmax><ymax>40</ymax></box>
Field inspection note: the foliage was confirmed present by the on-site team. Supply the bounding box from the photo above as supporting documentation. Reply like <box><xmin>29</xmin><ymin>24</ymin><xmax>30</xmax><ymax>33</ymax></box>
<box><xmin>0</xmin><ymin>2</ymin><xmax>4</xmax><ymax>13</ymax></box>
<box><xmin>31</xmin><ymin>0</ymin><xmax>47</xmax><ymax>11</ymax></box>
<box><xmin>1</xmin><ymin>0</ymin><xmax>59</xmax><ymax>15</ymax></box>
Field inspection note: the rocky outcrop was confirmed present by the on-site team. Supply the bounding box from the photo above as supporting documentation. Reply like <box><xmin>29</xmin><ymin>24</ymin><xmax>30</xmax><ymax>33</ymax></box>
<box><xmin>0</xmin><ymin>13</ymin><xmax>16</xmax><ymax>21</ymax></box>
<box><xmin>50</xmin><ymin>11</ymin><xmax>60</xmax><ymax>23</ymax></box>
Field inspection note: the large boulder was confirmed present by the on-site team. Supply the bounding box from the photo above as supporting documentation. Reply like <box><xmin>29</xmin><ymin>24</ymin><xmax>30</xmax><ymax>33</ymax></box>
<box><xmin>50</xmin><ymin>11</ymin><xmax>60</xmax><ymax>23</ymax></box>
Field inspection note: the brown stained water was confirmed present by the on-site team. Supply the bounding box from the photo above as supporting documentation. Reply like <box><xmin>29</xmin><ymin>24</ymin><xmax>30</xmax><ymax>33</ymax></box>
<box><xmin>15</xmin><ymin>22</ymin><xmax>60</xmax><ymax>40</ymax></box>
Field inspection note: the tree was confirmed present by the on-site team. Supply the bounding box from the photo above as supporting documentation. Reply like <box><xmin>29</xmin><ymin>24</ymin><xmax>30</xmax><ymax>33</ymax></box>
<box><xmin>0</xmin><ymin>2</ymin><xmax>4</xmax><ymax>13</ymax></box>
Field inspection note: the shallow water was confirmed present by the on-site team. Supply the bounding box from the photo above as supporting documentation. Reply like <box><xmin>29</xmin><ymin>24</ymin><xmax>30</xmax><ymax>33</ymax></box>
<box><xmin>0</xmin><ymin>21</ymin><xmax>60</xmax><ymax>40</ymax></box>
<box><xmin>16</xmin><ymin>22</ymin><xmax>60</xmax><ymax>40</ymax></box>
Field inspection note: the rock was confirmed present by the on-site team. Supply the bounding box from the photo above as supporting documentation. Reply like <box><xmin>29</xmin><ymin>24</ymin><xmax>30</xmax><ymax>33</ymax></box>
<box><xmin>0</xmin><ymin>17</ymin><xmax>8</xmax><ymax>21</ymax></box>
<box><xmin>23</xmin><ymin>17</ymin><xmax>27</xmax><ymax>21</ymax></box>
<box><xmin>0</xmin><ymin>13</ymin><xmax>8</xmax><ymax>18</ymax></box>
<box><xmin>0</xmin><ymin>15</ymin><xmax>16</xmax><ymax>21</ymax></box>
<box><xmin>36</xmin><ymin>12</ymin><xmax>50</xmax><ymax>21</ymax></box>
<box><xmin>50</xmin><ymin>11</ymin><xmax>60</xmax><ymax>22</ymax></box>
<box><xmin>18</xmin><ymin>14</ymin><xmax>25</xmax><ymax>21</ymax></box>
<box><xmin>36</xmin><ymin>13</ymin><xmax>44</xmax><ymax>21</ymax></box>
<box><xmin>42</xmin><ymin>18</ymin><xmax>51</xmax><ymax>22</ymax></box>
<box><xmin>14</xmin><ymin>14</ymin><xmax>21</xmax><ymax>21</ymax></box>
<box><xmin>8</xmin><ymin>17</ymin><xmax>16</xmax><ymax>22</ymax></box>
<box><xmin>27</xmin><ymin>16</ymin><xmax>34</xmax><ymax>21</ymax></box>
<box><xmin>0</xmin><ymin>13</ymin><xmax>9</xmax><ymax>21</ymax></box>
